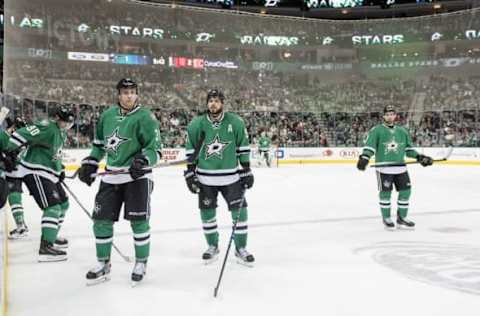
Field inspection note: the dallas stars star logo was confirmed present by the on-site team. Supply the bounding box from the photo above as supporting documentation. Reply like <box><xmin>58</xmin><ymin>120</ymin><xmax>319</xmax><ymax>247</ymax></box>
<box><xmin>205</xmin><ymin>134</ymin><xmax>231</xmax><ymax>160</ymax></box>
<box><xmin>52</xmin><ymin>148</ymin><xmax>63</xmax><ymax>161</ymax></box>
<box><xmin>384</xmin><ymin>138</ymin><xmax>399</xmax><ymax>154</ymax></box>
<box><xmin>105</xmin><ymin>128</ymin><xmax>129</xmax><ymax>155</ymax></box>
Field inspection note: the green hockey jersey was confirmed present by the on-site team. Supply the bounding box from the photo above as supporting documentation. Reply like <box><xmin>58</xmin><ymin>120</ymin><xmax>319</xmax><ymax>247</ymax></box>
<box><xmin>258</xmin><ymin>136</ymin><xmax>271</xmax><ymax>151</ymax></box>
<box><xmin>89</xmin><ymin>105</ymin><xmax>162</xmax><ymax>184</ymax></box>
<box><xmin>8</xmin><ymin>119</ymin><xmax>66</xmax><ymax>183</ymax></box>
<box><xmin>0</xmin><ymin>130</ymin><xmax>10</xmax><ymax>178</ymax></box>
<box><xmin>186</xmin><ymin>112</ymin><xmax>250</xmax><ymax>186</ymax></box>
<box><xmin>362</xmin><ymin>123</ymin><xmax>419</xmax><ymax>174</ymax></box>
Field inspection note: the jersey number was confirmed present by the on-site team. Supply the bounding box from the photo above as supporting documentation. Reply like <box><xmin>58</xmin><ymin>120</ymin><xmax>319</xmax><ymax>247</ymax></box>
<box><xmin>26</xmin><ymin>125</ymin><xmax>40</xmax><ymax>136</ymax></box>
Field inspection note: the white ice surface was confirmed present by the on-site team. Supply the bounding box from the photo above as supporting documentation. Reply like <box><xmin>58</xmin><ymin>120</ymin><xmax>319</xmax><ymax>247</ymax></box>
<box><xmin>4</xmin><ymin>164</ymin><xmax>480</xmax><ymax>316</ymax></box>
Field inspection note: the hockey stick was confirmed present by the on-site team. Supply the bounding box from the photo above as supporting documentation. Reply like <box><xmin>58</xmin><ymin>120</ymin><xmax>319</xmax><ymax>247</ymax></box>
<box><xmin>0</xmin><ymin>107</ymin><xmax>10</xmax><ymax>125</ymax></box>
<box><xmin>92</xmin><ymin>131</ymin><xmax>206</xmax><ymax>178</ymax></box>
<box><xmin>65</xmin><ymin>158</ymin><xmax>189</xmax><ymax>179</ymax></box>
<box><xmin>370</xmin><ymin>146</ymin><xmax>453</xmax><ymax>168</ymax></box>
<box><xmin>92</xmin><ymin>158</ymin><xmax>194</xmax><ymax>177</ymax></box>
<box><xmin>66</xmin><ymin>157</ymin><xmax>187</xmax><ymax>179</ymax></box>
<box><xmin>213</xmin><ymin>188</ymin><xmax>247</xmax><ymax>298</ymax></box>
<box><xmin>60</xmin><ymin>181</ymin><xmax>133</xmax><ymax>263</ymax></box>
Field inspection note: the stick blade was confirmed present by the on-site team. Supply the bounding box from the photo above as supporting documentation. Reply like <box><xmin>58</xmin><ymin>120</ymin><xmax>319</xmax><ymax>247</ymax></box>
<box><xmin>0</xmin><ymin>107</ymin><xmax>10</xmax><ymax>125</ymax></box>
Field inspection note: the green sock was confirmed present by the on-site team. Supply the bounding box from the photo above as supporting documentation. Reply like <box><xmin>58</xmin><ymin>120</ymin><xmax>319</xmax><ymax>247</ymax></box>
<box><xmin>57</xmin><ymin>200</ymin><xmax>69</xmax><ymax>234</ymax></box>
<box><xmin>398</xmin><ymin>189</ymin><xmax>411</xmax><ymax>219</ymax></box>
<box><xmin>231</xmin><ymin>207</ymin><xmax>248</xmax><ymax>249</ymax></box>
<box><xmin>131</xmin><ymin>220</ymin><xmax>150</xmax><ymax>262</ymax></box>
<box><xmin>379</xmin><ymin>191</ymin><xmax>392</xmax><ymax>218</ymax></box>
<box><xmin>200</xmin><ymin>209</ymin><xmax>218</xmax><ymax>247</ymax></box>
<box><xmin>93</xmin><ymin>220</ymin><xmax>114</xmax><ymax>261</ymax></box>
<box><xmin>8</xmin><ymin>192</ymin><xmax>25</xmax><ymax>227</ymax></box>
<box><xmin>58</xmin><ymin>200</ymin><xmax>70</xmax><ymax>235</ymax></box>
<box><xmin>41</xmin><ymin>205</ymin><xmax>61</xmax><ymax>243</ymax></box>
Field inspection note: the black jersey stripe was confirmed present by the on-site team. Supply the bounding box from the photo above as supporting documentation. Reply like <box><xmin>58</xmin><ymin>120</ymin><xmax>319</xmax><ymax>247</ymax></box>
<box><xmin>197</xmin><ymin>170</ymin><xmax>238</xmax><ymax>177</ymax></box>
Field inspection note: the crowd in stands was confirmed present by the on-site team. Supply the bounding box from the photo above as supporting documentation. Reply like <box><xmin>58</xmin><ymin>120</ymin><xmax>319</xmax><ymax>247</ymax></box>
<box><xmin>7</xmin><ymin>48</ymin><xmax>480</xmax><ymax>148</ymax></box>
<box><xmin>4</xmin><ymin>52</ymin><xmax>480</xmax><ymax>148</ymax></box>
<box><xmin>3</xmin><ymin>91</ymin><xmax>479</xmax><ymax>149</ymax></box>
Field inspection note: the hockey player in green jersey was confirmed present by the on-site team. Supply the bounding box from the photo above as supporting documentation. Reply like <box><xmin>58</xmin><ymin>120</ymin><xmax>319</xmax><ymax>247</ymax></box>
<box><xmin>7</xmin><ymin>106</ymin><xmax>74</xmax><ymax>261</ymax></box>
<box><xmin>184</xmin><ymin>89</ymin><xmax>255</xmax><ymax>266</ymax></box>
<box><xmin>0</xmin><ymin>131</ymin><xmax>11</xmax><ymax>209</ymax></box>
<box><xmin>2</xmin><ymin>117</ymin><xmax>29</xmax><ymax>239</ymax></box>
<box><xmin>356</xmin><ymin>105</ymin><xmax>433</xmax><ymax>230</ymax></box>
<box><xmin>0</xmin><ymin>120</ymin><xmax>19</xmax><ymax>210</ymax></box>
<box><xmin>78</xmin><ymin>78</ymin><xmax>162</xmax><ymax>286</ymax></box>
<box><xmin>257</xmin><ymin>132</ymin><xmax>272</xmax><ymax>167</ymax></box>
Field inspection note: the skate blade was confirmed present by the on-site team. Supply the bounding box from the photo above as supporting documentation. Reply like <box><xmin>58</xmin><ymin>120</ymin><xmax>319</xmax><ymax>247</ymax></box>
<box><xmin>203</xmin><ymin>256</ymin><xmax>219</xmax><ymax>265</ymax></box>
<box><xmin>131</xmin><ymin>277</ymin><xmax>145</xmax><ymax>287</ymax></box>
<box><xmin>38</xmin><ymin>255</ymin><xmax>67</xmax><ymax>263</ymax></box>
<box><xmin>396</xmin><ymin>225</ymin><xmax>415</xmax><ymax>231</ymax></box>
<box><xmin>8</xmin><ymin>234</ymin><xmax>29</xmax><ymax>240</ymax></box>
<box><xmin>86</xmin><ymin>275</ymin><xmax>111</xmax><ymax>286</ymax></box>
<box><xmin>383</xmin><ymin>225</ymin><xmax>396</xmax><ymax>231</ymax></box>
<box><xmin>236</xmin><ymin>259</ymin><xmax>254</xmax><ymax>268</ymax></box>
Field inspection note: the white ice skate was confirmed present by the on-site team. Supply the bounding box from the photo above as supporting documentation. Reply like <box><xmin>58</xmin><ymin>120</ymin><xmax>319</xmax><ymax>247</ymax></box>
<box><xmin>8</xmin><ymin>225</ymin><xmax>29</xmax><ymax>240</ymax></box>
<box><xmin>131</xmin><ymin>261</ymin><xmax>147</xmax><ymax>287</ymax></box>
<box><xmin>202</xmin><ymin>245</ymin><xmax>220</xmax><ymax>265</ymax></box>
<box><xmin>86</xmin><ymin>261</ymin><xmax>111</xmax><ymax>286</ymax></box>
<box><xmin>235</xmin><ymin>248</ymin><xmax>255</xmax><ymax>267</ymax></box>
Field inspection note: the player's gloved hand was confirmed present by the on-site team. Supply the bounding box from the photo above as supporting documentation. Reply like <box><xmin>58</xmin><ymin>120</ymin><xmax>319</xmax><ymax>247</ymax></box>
<box><xmin>184</xmin><ymin>164</ymin><xmax>200</xmax><ymax>194</ymax></box>
<box><xmin>78</xmin><ymin>156</ymin><xmax>99</xmax><ymax>186</ymax></box>
<box><xmin>1</xmin><ymin>151</ymin><xmax>18</xmax><ymax>173</ymax></box>
<box><xmin>239</xmin><ymin>167</ymin><xmax>254</xmax><ymax>189</ymax></box>
<box><xmin>356</xmin><ymin>154</ymin><xmax>370</xmax><ymax>171</ymax></box>
<box><xmin>129</xmin><ymin>154</ymin><xmax>149</xmax><ymax>180</ymax></box>
<box><xmin>59</xmin><ymin>164</ymin><xmax>66</xmax><ymax>183</ymax></box>
<box><xmin>6</xmin><ymin>117</ymin><xmax>26</xmax><ymax>131</ymax></box>
<box><xmin>417</xmin><ymin>154</ymin><xmax>433</xmax><ymax>167</ymax></box>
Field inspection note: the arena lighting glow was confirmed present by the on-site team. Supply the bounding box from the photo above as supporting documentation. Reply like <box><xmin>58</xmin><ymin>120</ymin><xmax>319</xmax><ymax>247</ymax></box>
<box><xmin>4</xmin><ymin>11</ymin><xmax>480</xmax><ymax>46</ymax></box>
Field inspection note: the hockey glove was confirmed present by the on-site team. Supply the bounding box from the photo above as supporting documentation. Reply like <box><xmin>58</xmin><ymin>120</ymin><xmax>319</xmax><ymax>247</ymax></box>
<box><xmin>184</xmin><ymin>164</ymin><xmax>200</xmax><ymax>194</ymax></box>
<box><xmin>356</xmin><ymin>154</ymin><xmax>370</xmax><ymax>171</ymax></box>
<box><xmin>6</xmin><ymin>117</ymin><xmax>26</xmax><ymax>130</ymax></box>
<box><xmin>78</xmin><ymin>156</ymin><xmax>99</xmax><ymax>186</ymax></box>
<box><xmin>129</xmin><ymin>154</ymin><xmax>149</xmax><ymax>180</ymax></box>
<box><xmin>417</xmin><ymin>154</ymin><xmax>433</xmax><ymax>167</ymax></box>
<box><xmin>1</xmin><ymin>151</ymin><xmax>19</xmax><ymax>173</ymax></box>
<box><xmin>239</xmin><ymin>167</ymin><xmax>254</xmax><ymax>189</ymax></box>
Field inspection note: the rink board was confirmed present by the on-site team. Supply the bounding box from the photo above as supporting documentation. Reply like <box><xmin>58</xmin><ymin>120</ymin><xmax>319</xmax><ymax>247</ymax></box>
<box><xmin>61</xmin><ymin>147</ymin><xmax>480</xmax><ymax>170</ymax></box>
